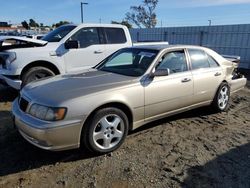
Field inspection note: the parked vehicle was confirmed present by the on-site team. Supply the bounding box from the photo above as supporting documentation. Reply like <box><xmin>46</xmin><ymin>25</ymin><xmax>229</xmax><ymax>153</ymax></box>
<box><xmin>12</xmin><ymin>45</ymin><xmax>247</xmax><ymax>153</ymax></box>
<box><xmin>0</xmin><ymin>23</ymin><xmax>168</xmax><ymax>89</ymax></box>
<box><xmin>26</xmin><ymin>34</ymin><xmax>46</xmax><ymax>40</ymax></box>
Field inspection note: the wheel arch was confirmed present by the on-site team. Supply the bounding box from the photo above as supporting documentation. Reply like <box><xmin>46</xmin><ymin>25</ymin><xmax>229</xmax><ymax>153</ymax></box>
<box><xmin>21</xmin><ymin>60</ymin><xmax>60</xmax><ymax>79</ymax></box>
<box><xmin>83</xmin><ymin>102</ymin><xmax>134</xmax><ymax>132</ymax></box>
<box><xmin>222</xmin><ymin>80</ymin><xmax>228</xmax><ymax>84</ymax></box>
<box><xmin>214</xmin><ymin>79</ymin><xmax>229</xmax><ymax>95</ymax></box>
<box><xmin>219</xmin><ymin>80</ymin><xmax>230</xmax><ymax>91</ymax></box>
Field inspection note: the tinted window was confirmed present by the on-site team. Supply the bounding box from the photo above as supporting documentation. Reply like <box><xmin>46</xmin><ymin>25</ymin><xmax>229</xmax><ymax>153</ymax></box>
<box><xmin>105</xmin><ymin>28</ymin><xmax>127</xmax><ymax>44</ymax></box>
<box><xmin>207</xmin><ymin>55</ymin><xmax>219</xmax><ymax>67</ymax></box>
<box><xmin>71</xmin><ymin>28</ymin><xmax>100</xmax><ymax>48</ymax></box>
<box><xmin>98</xmin><ymin>48</ymin><xmax>158</xmax><ymax>77</ymax></box>
<box><xmin>105</xmin><ymin>52</ymin><xmax>133</xmax><ymax>66</ymax></box>
<box><xmin>157</xmin><ymin>51</ymin><xmax>188</xmax><ymax>73</ymax></box>
<box><xmin>42</xmin><ymin>25</ymin><xmax>76</xmax><ymax>42</ymax></box>
<box><xmin>189</xmin><ymin>49</ymin><xmax>210</xmax><ymax>70</ymax></box>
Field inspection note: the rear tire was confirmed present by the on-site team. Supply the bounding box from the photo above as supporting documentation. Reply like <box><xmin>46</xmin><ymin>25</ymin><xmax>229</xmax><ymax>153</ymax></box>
<box><xmin>21</xmin><ymin>66</ymin><xmax>55</xmax><ymax>88</ymax></box>
<box><xmin>212</xmin><ymin>82</ymin><xmax>230</xmax><ymax>112</ymax></box>
<box><xmin>81</xmin><ymin>107</ymin><xmax>129</xmax><ymax>154</ymax></box>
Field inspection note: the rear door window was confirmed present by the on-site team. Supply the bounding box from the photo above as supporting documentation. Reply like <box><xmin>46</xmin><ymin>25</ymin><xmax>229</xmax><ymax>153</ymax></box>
<box><xmin>188</xmin><ymin>49</ymin><xmax>210</xmax><ymax>70</ymax></box>
<box><xmin>207</xmin><ymin>55</ymin><xmax>219</xmax><ymax>67</ymax></box>
<box><xmin>104</xmin><ymin>28</ymin><xmax>127</xmax><ymax>44</ymax></box>
<box><xmin>71</xmin><ymin>27</ymin><xmax>100</xmax><ymax>48</ymax></box>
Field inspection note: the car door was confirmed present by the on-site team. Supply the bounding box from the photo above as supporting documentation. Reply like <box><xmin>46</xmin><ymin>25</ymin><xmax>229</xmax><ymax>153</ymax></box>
<box><xmin>144</xmin><ymin>49</ymin><xmax>194</xmax><ymax>120</ymax></box>
<box><xmin>64</xmin><ymin>27</ymin><xmax>106</xmax><ymax>73</ymax></box>
<box><xmin>188</xmin><ymin>48</ymin><xmax>223</xmax><ymax>104</ymax></box>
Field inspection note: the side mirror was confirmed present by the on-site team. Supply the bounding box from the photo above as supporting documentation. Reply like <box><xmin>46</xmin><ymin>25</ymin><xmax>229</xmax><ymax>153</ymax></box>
<box><xmin>152</xmin><ymin>68</ymin><xmax>170</xmax><ymax>77</ymax></box>
<box><xmin>64</xmin><ymin>40</ymin><xmax>79</xmax><ymax>49</ymax></box>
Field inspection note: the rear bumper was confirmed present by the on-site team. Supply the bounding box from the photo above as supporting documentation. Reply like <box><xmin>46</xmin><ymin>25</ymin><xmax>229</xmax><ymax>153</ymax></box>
<box><xmin>230</xmin><ymin>77</ymin><xmax>247</xmax><ymax>93</ymax></box>
<box><xmin>0</xmin><ymin>74</ymin><xmax>21</xmax><ymax>90</ymax></box>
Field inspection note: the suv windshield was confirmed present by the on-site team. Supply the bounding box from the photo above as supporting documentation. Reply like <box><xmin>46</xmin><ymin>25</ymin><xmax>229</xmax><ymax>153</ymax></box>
<box><xmin>97</xmin><ymin>48</ymin><xmax>159</xmax><ymax>77</ymax></box>
<box><xmin>42</xmin><ymin>25</ymin><xmax>77</xmax><ymax>42</ymax></box>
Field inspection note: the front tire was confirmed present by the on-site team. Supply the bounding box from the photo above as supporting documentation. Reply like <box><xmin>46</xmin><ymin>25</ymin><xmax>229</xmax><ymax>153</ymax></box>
<box><xmin>82</xmin><ymin>108</ymin><xmax>129</xmax><ymax>154</ymax></box>
<box><xmin>21</xmin><ymin>66</ymin><xmax>55</xmax><ymax>87</ymax></box>
<box><xmin>212</xmin><ymin>83</ymin><xmax>230</xmax><ymax>112</ymax></box>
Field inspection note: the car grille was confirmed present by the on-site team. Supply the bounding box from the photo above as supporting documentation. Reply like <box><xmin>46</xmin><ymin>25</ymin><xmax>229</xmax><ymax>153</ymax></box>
<box><xmin>19</xmin><ymin>97</ymin><xmax>29</xmax><ymax>112</ymax></box>
<box><xmin>0</xmin><ymin>55</ymin><xmax>6</xmax><ymax>68</ymax></box>
<box><xmin>0</xmin><ymin>56</ymin><xmax>4</xmax><ymax>64</ymax></box>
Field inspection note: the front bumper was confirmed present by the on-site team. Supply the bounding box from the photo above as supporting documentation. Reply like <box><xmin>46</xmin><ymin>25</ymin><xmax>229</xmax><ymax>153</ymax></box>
<box><xmin>0</xmin><ymin>74</ymin><xmax>21</xmax><ymax>90</ymax></box>
<box><xmin>0</xmin><ymin>67</ymin><xmax>23</xmax><ymax>89</ymax></box>
<box><xmin>12</xmin><ymin>98</ymin><xmax>85</xmax><ymax>151</ymax></box>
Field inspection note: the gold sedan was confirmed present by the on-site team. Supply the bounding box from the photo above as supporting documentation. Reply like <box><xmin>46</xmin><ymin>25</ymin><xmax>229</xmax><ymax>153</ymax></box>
<box><xmin>12</xmin><ymin>45</ymin><xmax>247</xmax><ymax>153</ymax></box>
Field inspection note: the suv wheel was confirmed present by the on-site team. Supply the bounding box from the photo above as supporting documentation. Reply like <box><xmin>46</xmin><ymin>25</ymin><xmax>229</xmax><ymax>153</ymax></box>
<box><xmin>22</xmin><ymin>66</ymin><xmax>55</xmax><ymax>87</ymax></box>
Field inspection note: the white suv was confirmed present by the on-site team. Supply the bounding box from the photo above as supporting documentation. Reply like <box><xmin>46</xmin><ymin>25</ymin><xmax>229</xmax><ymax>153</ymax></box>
<box><xmin>0</xmin><ymin>24</ymin><xmax>134</xmax><ymax>89</ymax></box>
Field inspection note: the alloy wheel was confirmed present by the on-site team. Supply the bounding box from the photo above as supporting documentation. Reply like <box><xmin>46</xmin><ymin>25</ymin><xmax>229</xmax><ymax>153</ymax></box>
<box><xmin>92</xmin><ymin>114</ymin><xmax>125</xmax><ymax>150</ymax></box>
<box><xmin>218</xmin><ymin>85</ymin><xmax>229</xmax><ymax>110</ymax></box>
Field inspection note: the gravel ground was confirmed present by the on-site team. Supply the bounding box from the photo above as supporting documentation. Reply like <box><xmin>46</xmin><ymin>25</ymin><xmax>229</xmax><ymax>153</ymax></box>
<box><xmin>0</xmin><ymin>81</ymin><xmax>249</xmax><ymax>188</ymax></box>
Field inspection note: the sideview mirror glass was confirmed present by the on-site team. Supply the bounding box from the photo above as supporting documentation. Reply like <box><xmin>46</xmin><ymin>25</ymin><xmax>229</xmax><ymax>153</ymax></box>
<box><xmin>152</xmin><ymin>68</ymin><xmax>170</xmax><ymax>77</ymax></box>
<box><xmin>65</xmin><ymin>40</ymin><xmax>79</xmax><ymax>49</ymax></box>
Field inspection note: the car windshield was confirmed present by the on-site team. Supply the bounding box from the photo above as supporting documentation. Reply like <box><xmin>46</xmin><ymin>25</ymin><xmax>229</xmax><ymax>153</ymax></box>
<box><xmin>97</xmin><ymin>48</ymin><xmax>159</xmax><ymax>77</ymax></box>
<box><xmin>42</xmin><ymin>25</ymin><xmax>77</xmax><ymax>42</ymax></box>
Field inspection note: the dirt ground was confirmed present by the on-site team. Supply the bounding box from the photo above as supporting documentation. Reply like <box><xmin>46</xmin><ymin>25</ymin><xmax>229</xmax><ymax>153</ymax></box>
<box><xmin>0</xmin><ymin>80</ymin><xmax>249</xmax><ymax>188</ymax></box>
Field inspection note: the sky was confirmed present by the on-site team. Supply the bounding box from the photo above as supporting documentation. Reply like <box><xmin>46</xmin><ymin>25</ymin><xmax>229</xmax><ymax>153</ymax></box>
<box><xmin>1</xmin><ymin>0</ymin><xmax>250</xmax><ymax>27</ymax></box>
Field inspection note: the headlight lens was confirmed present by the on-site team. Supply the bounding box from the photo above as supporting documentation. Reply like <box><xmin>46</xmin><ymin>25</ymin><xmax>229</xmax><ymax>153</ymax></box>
<box><xmin>0</xmin><ymin>52</ymin><xmax>16</xmax><ymax>63</ymax></box>
<box><xmin>0</xmin><ymin>52</ymin><xmax>16</xmax><ymax>69</ymax></box>
<box><xmin>6</xmin><ymin>52</ymin><xmax>16</xmax><ymax>64</ymax></box>
<box><xmin>29</xmin><ymin>103</ymin><xmax>67</xmax><ymax>121</ymax></box>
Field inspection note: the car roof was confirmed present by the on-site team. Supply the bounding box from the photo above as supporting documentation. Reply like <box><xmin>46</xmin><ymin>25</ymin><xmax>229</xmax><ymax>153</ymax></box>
<box><xmin>132</xmin><ymin>44</ymin><xmax>208</xmax><ymax>51</ymax></box>
<box><xmin>62</xmin><ymin>23</ymin><xmax>127</xmax><ymax>29</ymax></box>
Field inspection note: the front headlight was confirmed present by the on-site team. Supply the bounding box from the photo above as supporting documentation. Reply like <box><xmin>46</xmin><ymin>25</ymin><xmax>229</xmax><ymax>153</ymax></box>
<box><xmin>0</xmin><ymin>52</ymin><xmax>16</xmax><ymax>63</ymax></box>
<box><xmin>0</xmin><ymin>52</ymin><xmax>16</xmax><ymax>69</ymax></box>
<box><xmin>29</xmin><ymin>103</ymin><xmax>67</xmax><ymax>121</ymax></box>
<box><xmin>6</xmin><ymin>52</ymin><xmax>16</xmax><ymax>64</ymax></box>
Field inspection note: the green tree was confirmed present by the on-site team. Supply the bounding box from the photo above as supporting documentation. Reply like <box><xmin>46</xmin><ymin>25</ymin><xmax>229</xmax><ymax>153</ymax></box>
<box><xmin>111</xmin><ymin>20</ymin><xmax>133</xmax><ymax>29</ymax></box>
<box><xmin>29</xmin><ymin>19</ymin><xmax>39</xmax><ymax>28</ymax></box>
<box><xmin>52</xmin><ymin>21</ymin><xmax>70</xmax><ymax>28</ymax></box>
<box><xmin>21</xmin><ymin>20</ymin><xmax>29</xmax><ymax>29</ymax></box>
<box><xmin>125</xmin><ymin>0</ymin><xmax>158</xmax><ymax>28</ymax></box>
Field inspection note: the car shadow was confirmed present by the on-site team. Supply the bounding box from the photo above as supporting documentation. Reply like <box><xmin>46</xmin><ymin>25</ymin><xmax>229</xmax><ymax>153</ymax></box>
<box><xmin>0</xmin><ymin>106</ymin><xmax>218</xmax><ymax>177</ymax></box>
<box><xmin>0</xmin><ymin>128</ymin><xmax>99</xmax><ymax>177</ymax></box>
<box><xmin>182</xmin><ymin>142</ymin><xmax>250</xmax><ymax>188</ymax></box>
<box><xmin>0</xmin><ymin>109</ymin><xmax>99</xmax><ymax>177</ymax></box>
<box><xmin>0</xmin><ymin>84</ymin><xmax>18</xmax><ymax>102</ymax></box>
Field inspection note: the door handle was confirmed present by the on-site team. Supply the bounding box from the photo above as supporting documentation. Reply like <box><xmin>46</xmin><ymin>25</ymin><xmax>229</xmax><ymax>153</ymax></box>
<box><xmin>214</xmin><ymin>72</ymin><xmax>222</xmax><ymax>76</ymax></box>
<box><xmin>181</xmin><ymin>78</ymin><xmax>191</xmax><ymax>83</ymax></box>
<box><xmin>94</xmin><ymin>50</ymin><xmax>104</xmax><ymax>54</ymax></box>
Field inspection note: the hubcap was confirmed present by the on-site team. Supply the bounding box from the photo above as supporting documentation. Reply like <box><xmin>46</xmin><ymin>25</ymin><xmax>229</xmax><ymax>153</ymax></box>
<box><xmin>93</xmin><ymin>114</ymin><xmax>124</xmax><ymax>150</ymax></box>
<box><xmin>218</xmin><ymin>86</ymin><xmax>229</xmax><ymax>110</ymax></box>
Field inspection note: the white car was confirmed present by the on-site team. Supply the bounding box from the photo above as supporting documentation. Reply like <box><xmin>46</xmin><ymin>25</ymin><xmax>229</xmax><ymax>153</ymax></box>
<box><xmin>0</xmin><ymin>23</ymin><xmax>168</xmax><ymax>89</ymax></box>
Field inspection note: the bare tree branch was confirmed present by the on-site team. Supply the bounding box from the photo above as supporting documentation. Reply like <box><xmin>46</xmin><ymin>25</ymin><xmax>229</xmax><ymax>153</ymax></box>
<box><xmin>125</xmin><ymin>0</ymin><xmax>158</xmax><ymax>28</ymax></box>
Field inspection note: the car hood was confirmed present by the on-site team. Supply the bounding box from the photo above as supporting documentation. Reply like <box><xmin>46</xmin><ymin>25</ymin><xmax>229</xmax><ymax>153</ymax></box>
<box><xmin>22</xmin><ymin>69</ymin><xmax>138</xmax><ymax>105</ymax></box>
<box><xmin>0</xmin><ymin>36</ymin><xmax>47</xmax><ymax>51</ymax></box>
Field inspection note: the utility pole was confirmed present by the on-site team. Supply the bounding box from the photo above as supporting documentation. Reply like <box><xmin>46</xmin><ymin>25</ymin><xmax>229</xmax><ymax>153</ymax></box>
<box><xmin>81</xmin><ymin>2</ymin><xmax>88</xmax><ymax>23</ymax></box>
<box><xmin>208</xmin><ymin>20</ymin><xmax>212</xmax><ymax>26</ymax></box>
